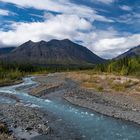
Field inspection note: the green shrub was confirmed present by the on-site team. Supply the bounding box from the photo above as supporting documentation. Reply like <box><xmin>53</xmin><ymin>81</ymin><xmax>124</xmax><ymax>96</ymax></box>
<box><xmin>97</xmin><ymin>86</ymin><xmax>104</xmax><ymax>92</ymax></box>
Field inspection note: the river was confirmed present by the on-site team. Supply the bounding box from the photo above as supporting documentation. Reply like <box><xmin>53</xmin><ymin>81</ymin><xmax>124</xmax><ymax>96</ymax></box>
<box><xmin>0</xmin><ymin>77</ymin><xmax>140</xmax><ymax>140</ymax></box>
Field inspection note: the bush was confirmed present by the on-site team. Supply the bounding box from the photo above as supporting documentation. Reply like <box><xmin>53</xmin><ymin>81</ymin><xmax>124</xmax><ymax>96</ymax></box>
<box><xmin>8</xmin><ymin>70</ymin><xmax>22</xmax><ymax>80</ymax></box>
<box><xmin>97</xmin><ymin>86</ymin><xmax>104</xmax><ymax>92</ymax></box>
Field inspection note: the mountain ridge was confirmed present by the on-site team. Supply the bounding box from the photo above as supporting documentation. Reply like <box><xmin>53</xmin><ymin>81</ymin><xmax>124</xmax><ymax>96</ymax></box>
<box><xmin>1</xmin><ymin>39</ymin><xmax>105</xmax><ymax>65</ymax></box>
<box><xmin>115</xmin><ymin>44</ymin><xmax>140</xmax><ymax>60</ymax></box>
<box><xmin>0</xmin><ymin>47</ymin><xmax>16</xmax><ymax>56</ymax></box>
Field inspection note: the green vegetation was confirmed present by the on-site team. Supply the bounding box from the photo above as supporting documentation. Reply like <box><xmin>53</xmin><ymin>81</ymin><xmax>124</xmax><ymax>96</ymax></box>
<box><xmin>0</xmin><ymin>62</ymin><xmax>47</xmax><ymax>86</ymax></box>
<box><xmin>0</xmin><ymin>61</ymin><xmax>94</xmax><ymax>86</ymax></box>
<box><xmin>95</xmin><ymin>56</ymin><xmax>140</xmax><ymax>76</ymax></box>
<box><xmin>0</xmin><ymin>56</ymin><xmax>140</xmax><ymax>86</ymax></box>
<box><xmin>97</xmin><ymin>86</ymin><xmax>104</xmax><ymax>92</ymax></box>
<box><xmin>0</xmin><ymin>122</ymin><xmax>13</xmax><ymax>140</ymax></box>
<box><xmin>0</xmin><ymin>123</ymin><xmax>8</xmax><ymax>134</ymax></box>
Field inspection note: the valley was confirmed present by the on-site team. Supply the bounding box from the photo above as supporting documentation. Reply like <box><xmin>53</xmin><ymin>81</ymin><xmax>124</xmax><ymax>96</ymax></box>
<box><xmin>0</xmin><ymin>39</ymin><xmax>140</xmax><ymax>139</ymax></box>
<box><xmin>0</xmin><ymin>72</ymin><xmax>140</xmax><ymax>139</ymax></box>
<box><xmin>1</xmin><ymin>0</ymin><xmax>140</xmax><ymax>139</ymax></box>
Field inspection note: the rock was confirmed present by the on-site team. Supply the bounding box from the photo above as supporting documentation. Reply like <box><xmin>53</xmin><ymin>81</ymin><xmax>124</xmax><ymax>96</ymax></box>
<box><xmin>0</xmin><ymin>104</ymin><xmax>50</xmax><ymax>139</ymax></box>
<box><xmin>25</xmin><ymin>127</ymin><xmax>33</xmax><ymax>131</ymax></box>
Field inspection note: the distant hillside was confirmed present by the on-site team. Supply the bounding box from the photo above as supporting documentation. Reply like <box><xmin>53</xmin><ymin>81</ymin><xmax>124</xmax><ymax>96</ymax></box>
<box><xmin>95</xmin><ymin>44</ymin><xmax>140</xmax><ymax>75</ymax></box>
<box><xmin>115</xmin><ymin>45</ymin><xmax>140</xmax><ymax>60</ymax></box>
<box><xmin>1</xmin><ymin>39</ymin><xmax>105</xmax><ymax>65</ymax></box>
<box><xmin>0</xmin><ymin>47</ymin><xmax>15</xmax><ymax>56</ymax></box>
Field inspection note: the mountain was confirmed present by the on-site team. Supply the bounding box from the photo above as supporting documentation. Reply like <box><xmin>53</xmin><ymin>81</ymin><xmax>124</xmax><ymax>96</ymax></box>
<box><xmin>1</xmin><ymin>39</ymin><xmax>105</xmax><ymax>65</ymax></box>
<box><xmin>115</xmin><ymin>45</ymin><xmax>140</xmax><ymax>60</ymax></box>
<box><xmin>0</xmin><ymin>47</ymin><xmax>15</xmax><ymax>56</ymax></box>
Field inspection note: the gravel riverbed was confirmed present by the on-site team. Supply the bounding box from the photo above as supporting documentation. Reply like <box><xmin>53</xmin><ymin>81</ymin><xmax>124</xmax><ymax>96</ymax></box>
<box><xmin>1</xmin><ymin>72</ymin><xmax>140</xmax><ymax>140</ymax></box>
<box><xmin>32</xmin><ymin>73</ymin><xmax>140</xmax><ymax>125</ymax></box>
<box><xmin>0</xmin><ymin>103</ymin><xmax>50</xmax><ymax>140</ymax></box>
<box><xmin>64</xmin><ymin>89</ymin><xmax>140</xmax><ymax>125</ymax></box>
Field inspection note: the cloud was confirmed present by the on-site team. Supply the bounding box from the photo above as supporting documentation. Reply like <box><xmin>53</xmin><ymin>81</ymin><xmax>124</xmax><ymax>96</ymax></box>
<box><xmin>0</xmin><ymin>0</ymin><xmax>140</xmax><ymax>59</ymax></box>
<box><xmin>0</xmin><ymin>14</ymin><xmax>93</xmax><ymax>46</ymax></box>
<box><xmin>116</xmin><ymin>12</ymin><xmax>140</xmax><ymax>24</ymax></box>
<box><xmin>0</xmin><ymin>9</ymin><xmax>9</xmax><ymax>16</ymax></box>
<box><xmin>0</xmin><ymin>8</ymin><xmax>17</xmax><ymax>17</ymax></box>
<box><xmin>0</xmin><ymin>13</ymin><xmax>140</xmax><ymax>59</ymax></box>
<box><xmin>90</xmin><ymin>0</ymin><xmax>115</xmax><ymax>5</ymax></box>
<box><xmin>0</xmin><ymin>11</ymin><xmax>115</xmax><ymax>58</ymax></box>
<box><xmin>93</xmin><ymin>33</ymin><xmax>140</xmax><ymax>58</ymax></box>
<box><xmin>0</xmin><ymin>0</ymin><xmax>113</xmax><ymax>22</ymax></box>
<box><xmin>119</xmin><ymin>5</ymin><xmax>132</xmax><ymax>11</ymax></box>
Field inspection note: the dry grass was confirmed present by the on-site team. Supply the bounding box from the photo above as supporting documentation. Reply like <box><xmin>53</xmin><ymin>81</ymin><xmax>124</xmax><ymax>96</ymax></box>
<box><xmin>0</xmin><ymin>123</ymin><xmax>8</xmax><ymax>134</ymax></box>
<box><xmin>67</xmin><ymin>72</ymin><xmax>91</xmax><ymax>82</ymax></box>
<box><xmin>82</xmin><ymin>81</ymin><xmax>95</xmax><ymax>89</ymax></box>
<box><xmin>30</xmin><ymin>83</ymin><xmax>61</xmax><ymax>95</ymax></box>
<box><xmin>136</xmin><ymin>85</ymin><xmax>140</xmax><ymax>92</ymax></box>
<box><xmin>66</xmin><ymin>71</ymin><xmax>140</xmax><ymax>93</ymax></box>
<box><xmin>0</xmin><ymin>122</ymin><xmax>14</xmax><ymax>140</ymax></box>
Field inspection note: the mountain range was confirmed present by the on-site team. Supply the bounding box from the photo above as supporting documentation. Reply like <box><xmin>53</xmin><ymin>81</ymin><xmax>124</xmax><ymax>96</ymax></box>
<box><xmin>115</xmin><ymin>44</ymin><xmax>140</xmax><ymax>60</ymax></box>
<box><xmin>0</xmin><ymin>39</ymin><xmax>140</xmax><ymax>66</ymax></box>
<box><xmin>0</xmin><ymin>39</ymin><xmax>105</xmax><ymax>65</ymax></box>
<box><xmin>0</xmin><ymin>47</ymin><xmax>15</xmax><ymax>56</ymax></box>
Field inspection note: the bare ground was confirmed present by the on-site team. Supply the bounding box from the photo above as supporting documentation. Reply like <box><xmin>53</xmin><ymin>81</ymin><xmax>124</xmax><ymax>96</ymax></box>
<box><xmin>31</xmin><ymin>72</ymin><xmax>140</xmax><ymax>124</ymax></box>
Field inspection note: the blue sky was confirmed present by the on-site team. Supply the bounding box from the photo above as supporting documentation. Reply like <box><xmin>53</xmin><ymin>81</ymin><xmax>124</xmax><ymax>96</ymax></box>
<box><xmin>0</xmin><ymin>0</ymin><xmax>140</xmax><ymax>58</ymax></box>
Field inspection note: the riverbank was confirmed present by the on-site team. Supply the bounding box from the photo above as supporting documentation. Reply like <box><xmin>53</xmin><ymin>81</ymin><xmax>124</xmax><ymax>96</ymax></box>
<box><xmin>0</xmin><ymin>79</ymin><xmax>23</xmax><ymax>87</ymax></box>
<box><xmin>0</xmin><ymin>121</ymin><xmax>14</xmax><ymax>140</ymax></box>
<box><xmin>1</xmin><ymin>71</ymin><xmax>140</xmax><ymax>139</ymax></box>
<box><xmin>30</xmin><ymin>72</ymin><xmax>140</xmax><ymax>125</ymax></box>
<box><xmin>64</xmin><ymin>90</ymin><xmax>140</xmax><ymax>124</ymax></box>
<box><xmin>0</xmin><ymin>92</ymin><xmax>50</xmax><ymax>140</ymax></box>
<box><xmin>0</xmin><ymin>103</ymin><xmax>50</xmax><ymax>140</ymax></box>
<box><xmin>0</xmin><ymin>76</ymin><xmax>83</xmax><ymax>140</ymax></box>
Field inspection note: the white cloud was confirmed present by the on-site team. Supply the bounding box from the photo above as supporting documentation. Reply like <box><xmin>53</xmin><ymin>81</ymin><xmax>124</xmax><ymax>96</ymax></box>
<box><xmin>0</xmin><ymin>0</ymin><xmax>113</xmax><ymax>22</ymax></box>
<box><xmin>0</xmin><ymin>8</ymin><xmax>17</xmax><ymax>17</ymax></box>
<box><xmin>93</xmin><ymin>34</ymin><xmax>140</xmax><ymax>58</ymax></box>
<box><xmin>0</xmin><ymin>14</ymin><xmax>140</xmax><ymax>59</ymax></box>
<box><xmin>0</xmin><ymin>9</ymin><xmax>9</xmax><ymax>16</ymax></box>
<box><xmin>0</xmin><ymin>14</ymin><xmax>93</xmax><ymax>46</ymax></box>
<box><xmin>1</xmin><ymin>0</ymin><xmax>92</xmax><ymax>18</ymax></box>
<box><xmin>119</xmin><ymin>5</ymin><xmax>132</xmax><ymax>11</ymax></box>
<box><xmin>116</xmin><ymin>12</ymin><xmax>140</xmax><ymax>24</ymax></box>
<box><xmin>90</xmin><ymin>0</ymin><xmax>115</xmax><ymax>4</ymax></box>
<box><xmin>0</xmin><ymin>0</ymin><xmax>139</xmax><ymax>59</ymax></box>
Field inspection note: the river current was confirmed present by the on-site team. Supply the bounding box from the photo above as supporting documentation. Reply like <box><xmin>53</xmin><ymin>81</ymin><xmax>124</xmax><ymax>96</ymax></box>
<box><xmin>0</xmin><ymin>77</ymin><xmax>140</xmax><ymax>140</ymax></box>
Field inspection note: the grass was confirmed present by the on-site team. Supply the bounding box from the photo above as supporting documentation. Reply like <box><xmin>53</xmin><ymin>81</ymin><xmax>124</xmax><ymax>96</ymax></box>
<box><xmin>0</xmin><ymin>67</ymin><xmax>139</xmax><ymax>93</ymax></box>
<box><xmin>136</xmin><ymin>85</ymin><xmax>140</xmax><ymax>92</ymax></box>
<box><xmin>0</xmin><ymin>69</ymin><xmax>24</xmax><ymax>86</ymax></box>
<box><xmin>82</xmin><ymin>81</ymin><xmax>95</xmax><ymax>89</ymax></box>
<box><xmin>110</xmin><ymin>79</ymin><xmax>139</xmax><ymax>92</ymax></box>
<box><xmin>66</xmin><ymin>70</ymin><xmax>140</xmax><ymax>93</ymax></box>
<box><xmin>97</xmin><ymin>86</ymin><xmax>104</xmax><ymax>92</ymax></box>
<box><xmin>110</xmin><ymin>83</ymin><xmax>126</xmax><ymax>91</ymax></box>
<box><xmin>0</xmin><ymin>123</ymin><xmax>8</xmax><ymax>133</ymax></box>
<box><xmin>0</xmin><ymin>122</ymin><xmax>14</xmax><ymax>140</ymax></box>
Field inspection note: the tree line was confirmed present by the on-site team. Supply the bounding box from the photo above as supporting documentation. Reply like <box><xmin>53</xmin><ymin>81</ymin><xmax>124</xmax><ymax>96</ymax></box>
<box><xmin>95</xmin><ymin>56</ymin><xmax>140</xmax><ymax>76</ymax></box>
<box><xmin>0</xmin><ymin>62</ymin><xmax>94</xmax><ymax>84</ymax></box>
<box><xmin>0</xmin><ymin>56</ymin><xmax>140</xmax><ymax>85</ymax></box>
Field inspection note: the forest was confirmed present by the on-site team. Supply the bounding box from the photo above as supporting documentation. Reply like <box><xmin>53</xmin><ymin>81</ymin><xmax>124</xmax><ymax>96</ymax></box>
<box><xmin>0</xmin><ymin>62</ymin><xmax>94</xmax><ymax>86</ymax></box>
<box><xmin>0</xmin><ymin>56</ymin><xmax>140</xmax><ymax>86</ymax></box>
<box><xmin>95</xmin><ymin>56</ymin><xmax>140</xmax><ymax>76</ymax></box>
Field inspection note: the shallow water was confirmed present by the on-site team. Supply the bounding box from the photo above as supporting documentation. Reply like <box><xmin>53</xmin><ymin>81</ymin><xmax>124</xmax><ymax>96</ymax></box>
<box><xmin>0</xmin><ymin>77</ymin><xmax>140</xmax><ymax>140</ymax></box>
<box><xmin>0</xmin><ymin>96</ymin><xmax>16</xmax><ymax>104</ymax></box>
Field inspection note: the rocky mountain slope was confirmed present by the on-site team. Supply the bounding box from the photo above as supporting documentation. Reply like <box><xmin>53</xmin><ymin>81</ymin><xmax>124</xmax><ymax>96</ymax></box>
<box><xmin>1</xmin><ymin>39</ymin><xmax>105</xmax><ymax>65</ymax></box>
<box><xmin>0</xmin><ymin>47</ymin><xmax>15</xmax><ymax>56</ymax></box>
<box><xmin>115</xmin><ymin>45</ymin><xmax>140</xmax><ymax>59</ymax></box>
